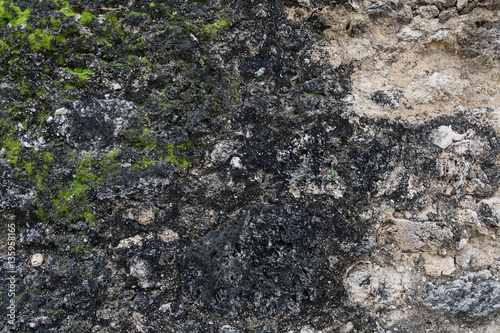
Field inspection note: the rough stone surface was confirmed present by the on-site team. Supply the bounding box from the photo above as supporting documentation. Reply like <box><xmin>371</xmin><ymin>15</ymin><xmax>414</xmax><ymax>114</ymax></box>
<box><xmin>0</xmin><ymin>0</ymin><xmax>499</xmax><ymax>332</ymax></box>
<box><xmin>424</xmin><ymin>270</ymin><xmax>500</xmax><ymax>318</ymax></box>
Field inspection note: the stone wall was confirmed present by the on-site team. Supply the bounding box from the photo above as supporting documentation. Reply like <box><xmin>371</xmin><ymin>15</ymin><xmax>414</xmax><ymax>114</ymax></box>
<box><xmin>0</xmin><ymin>0</ymin><xmax>499</xmax><ymax>332</ymax></box>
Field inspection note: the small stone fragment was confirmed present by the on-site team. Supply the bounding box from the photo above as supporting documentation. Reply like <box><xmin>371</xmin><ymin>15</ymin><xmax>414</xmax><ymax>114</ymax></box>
<box><xmin>460</xmin><ymin>0</ymin><xmax>477</xmax><ymax>14</ymax></box>
<box><xmin>127</xmin><ymin>207</ymin><xmax>156</xmax><ymax>225</ymax></box>
<box><xmin>159</xmin><ymin>229</ymin><xmax>180</xmax><ymax>243</ymax></box>
<box><xmin>116</xmin><ymin>235</ymin><xmax>143</xmax><ymax>248</ymax></box>
<box><xmin>478</xmin><ymin>198</ymin><xmax>500</xmax><ymax>227</ymax></box>
<box><xmin>431</xmin><ymin>125</ymin><xmax>467</xmax><ymax>149</ymax></box>
<box><xmin>219</xmin><ymin>326</ymin><xmax>240</xmax><ymax>333</ymax></box>
<box><xmin>397</xmin><ymin>26</ymin><xmax>424</xmax><ymax>41</ymax></box>
<box><xmin>416</xmin><ymin>5</ymin><xmax>440</xmax><ymax>19</ymax></box>
<box><xmin>54</xmin><ymin>108</ymin><xmax>70</xmax><ymax>116</ymax></box>
<box><xmin>457</xmin><ymin>0</ymin><xmax>468</xmax><ymax>11</ymax></box>
<box><xmin>31</xmin><ymin>253</ymin><xmax>44</xmax><ymax>267</ymax></box>
<box><xmin>438</xmin><ymin>7</ymin><xmax>458</xmax><ymax>23</ymax></box>
<box><xmin>230</xmin><ymin>156</ymin><xmax>242</xmax><ymax>169</ymax></box>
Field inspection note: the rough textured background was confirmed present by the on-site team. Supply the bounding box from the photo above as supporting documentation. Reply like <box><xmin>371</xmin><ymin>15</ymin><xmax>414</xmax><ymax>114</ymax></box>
<box><xmin>0</xmin><ymin>0</ymin><xmax>500</xmax><ymax>332</ymax></box>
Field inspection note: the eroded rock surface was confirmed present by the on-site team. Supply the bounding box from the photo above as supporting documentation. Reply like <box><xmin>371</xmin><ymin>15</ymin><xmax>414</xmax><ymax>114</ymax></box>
<box><xmin>0</xmin><ymin>0</ymin><xmax>500</xmax><ymax>332</ymax></box>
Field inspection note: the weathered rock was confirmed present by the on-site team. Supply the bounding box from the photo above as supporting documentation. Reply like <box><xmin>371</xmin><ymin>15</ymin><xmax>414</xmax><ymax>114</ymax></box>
<box><xmin>439</xmin><ymin>7</ymin><xmax>459</xmax><ymax>23</ymax></box>
<box><xmin>479</xmin><ymin>198</ymin><xmax>500</xmax><ymax>227</ymax></box>
<box><xmin>424</xmin><ymin>270</ymin><xmax>500</xmax><ymax>318</ymax></box>
<box><xmin>457</xmin><ymin>0</ymin><xmax>469</xmax><ymax>11</ymax></box>
<box><xmin>422</xmin><ymin>253</ymin><xmax>455</xmax><ymax>276</ymax></box>
<box><xmin>116</xmin><ymin>235</ymin><xmax>143</xmax><ymax>249</ymax></box>
<box><xmin>416</xmin><ymin>5</ymin><xmax>441</xmax><ymax>19</ymax></box>
<box><xmin>378</xmin><ymin>218</ymin><xmax>454</xmax><ymax>251</ymax></box>
<box><xmin>0</xmin><ymin>0</ymin><xmax>499</xmax><ymax>332</ymax></box>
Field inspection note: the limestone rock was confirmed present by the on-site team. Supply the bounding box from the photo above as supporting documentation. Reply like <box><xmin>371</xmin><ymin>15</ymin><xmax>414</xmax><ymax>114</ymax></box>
<box><xmin>378</xmin><ymin>219</ymin><xmax>454</xmax><ymax>251</ymax></box>
<box><xmin>126</xmin><ymin>207</ymin><xmax>156</xmax><ymax>225</ymax></box>
<box><xmin>422</xmin><ymin>253</ymin><xmax>455</xmax><ymax>276</ymax></box>
<box><xmin>416</xmin><ymin>5</ymin><xmax>440</xmax><ymax>19</ymax></box>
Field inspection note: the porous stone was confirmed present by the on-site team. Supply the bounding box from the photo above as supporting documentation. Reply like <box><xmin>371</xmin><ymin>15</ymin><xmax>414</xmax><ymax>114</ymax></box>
<box><xmin>479</xmin><ymin>198</ymin><xmax>500</xmax><ymax>227</ymax></box>
<box><xmin>439</xmin><ymin>7</ymin><xmax>459</xmax><ymax>23</ymax></box>
<box><xmin>457</xmin><ymin>0</ymin><xmax>469</xmax><ymax>11</ymax></box>
<box><xmin>416</xmin><ymin>5</ymin><xmax>440</xmax><ymax>19</ymax></box>
<box><xmin>422</xmin><ymin>253</ymin><xmax>455</xmax><ymax>276</ymax></box>
<box><xmin>424</xmin><ymin>271</ymin><xmax>500</xmax><ymax>318</ymax></box>
<box><xmin>378</xmin><ymin>219</ymin><xmax>454</xmax><ymax>251</ymax></box>
<box><xmin>1</xmin><ymin>0</ymin><xmax>499</xmax><ymax>332</ymax></box>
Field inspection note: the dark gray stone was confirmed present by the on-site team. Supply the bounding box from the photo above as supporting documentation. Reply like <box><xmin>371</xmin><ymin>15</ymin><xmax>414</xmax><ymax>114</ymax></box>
<box><xmin>424</xmin><ymin>271</ymin><xmax>500</xmax><ymax>318</ymax></box>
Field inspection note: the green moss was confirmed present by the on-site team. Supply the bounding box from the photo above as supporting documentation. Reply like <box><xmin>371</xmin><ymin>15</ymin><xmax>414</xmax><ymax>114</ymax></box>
<box><xmin>103</xmin><ymin>13</ymin><xmax>119</xmax><ymax>26</ymax></box>
<box><xmin>74</xmin><ymin>243</ymin><xmax>90</xmax><ymax>254</ymax></box>
<box><xmin>216</xmin><ymin>18</ymin><xmax>229</xmax><ymax>27</ymax></box>
<box><xmin>163</xmin><ymin>143</ymin><xmax>190</xmax><ymax>167</ymax></box>
<box><xmin>28</xmin><ymin>29</ymin><xmax>54</xmax><ymax>51</ymax></box>
<box><xmin>44</xmin><ymin>152</ymin><xmax>53</xmax><ymax>162</ymax></box>
<box><xmin>199</xmin><ymin>55</ymin><xmax>207</xmax><ymax>69</ymax></box>
<box><xmin>23</xmin><ymin>162</ymin><xmax>34</xmax><ymax>175</ymax></box>
<box><xmin>50</xmin><ymin>16</ymin><xmax>61</xmax><ymax>30</ymax></box>
<box><xmin>149</xmin><ymin>2</ymin><xmax>155</xmax><ymax>7</ymax></box>
<box><xmin>128</xmin><ymin>36</ymin><xmax>147</xmax><ymax>50</ymax></box>
<box><xmin>136</xmin><ymin>127</ymin><xmax>155</xmax><ymax>149</ymax></box>
<box><xmin>201</xmin><ymin>16</ymin><xmax>230</xmax><ymax>41</ymax></box>
<box><xmin>0</xmin><ymin>1</ymin><xmax>30</xmax><ymax>27</ymax></box>
<box><xmin>96</xmin><ymin>37</ymin><xmax>112</xmax><ymax>47</ymax></box>
<box><xmin>56</xmin><ymin>55</ymin><xmax>66</xmax><ymax>66</ymax></box>
<box><xmin>56</xmin><ymin>0</ymin><xmax>77</xmax><ymax>17</ymax></box>
<box><xmin>51</xmin><ymin>154</ymin><xmax>102</xmax><ymax>224</ymax></box>
<box><xmin>0</xmin><ymin>38</ymin><xmax>8</xmax><ymax>51</ymax></box>
<box><xmin>233</xmin><ymin>81</ymin><xmax>240</xmax><ymax>101</ymax></box>
<box><xmin>2</xmin><ymin>138</ymin><xmax>20</xmax><ymax>165</ymax></box>
<box><xmin>63</xmin><ymin>67</ymin><xmax>94</xmax><ymax>81</ymax></box>
<box><xmin>35</xmin><ymin>168</ymin><xmax>46</xmax><ymax>189</ymax></box>
<box><xmin>0</xmin><ymin>1</ymin><xmax>13</xmax><ymax>27</ymax></box>
<box><xmin>79</xmin><ymin>11</ymin><xmax>93</xmax><ymax>24</ymax></box>
<box><xmin>9</xmin><ymin>2</ymin><xmax>31</xmax><ymax>27</ymax></box>
<box><xmin>128</xmin><ymin>11</ymin><xmax>151</xmax><ymax>22</ymax></box>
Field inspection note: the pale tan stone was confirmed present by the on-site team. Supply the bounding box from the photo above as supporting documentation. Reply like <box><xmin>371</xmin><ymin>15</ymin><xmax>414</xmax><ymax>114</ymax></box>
<box><xmin>116</xmin><ymin>235</ymin><xmax>143</xmax><ymax>248</ymax></box>
<box><xmin>457</xmin><ymin>0</ymin><xmax>468</xmax><ymax>11</ymax></box>
<box><xmin>159</xmin><ymin>229</ymin><xmax>179</xmax><ymax>243</ymax></box>
<box><xmin>345</xmin><ymin>261</ymin><xmax>405</xmax><ymax>306</ymax></box>
<box><xmin>422</xmin><ymin>253</ymin><xmax>455</xmax><ymax>276</ymax></box>
<box><xmin>126</xmin><ymin>207</ymin><xmax>156</xmax><ymax>225</ymax></box>
<box><xmin>378</xmin><ymin>219</ymin><xmax>453</xmax><ymax>251</ymax></box>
